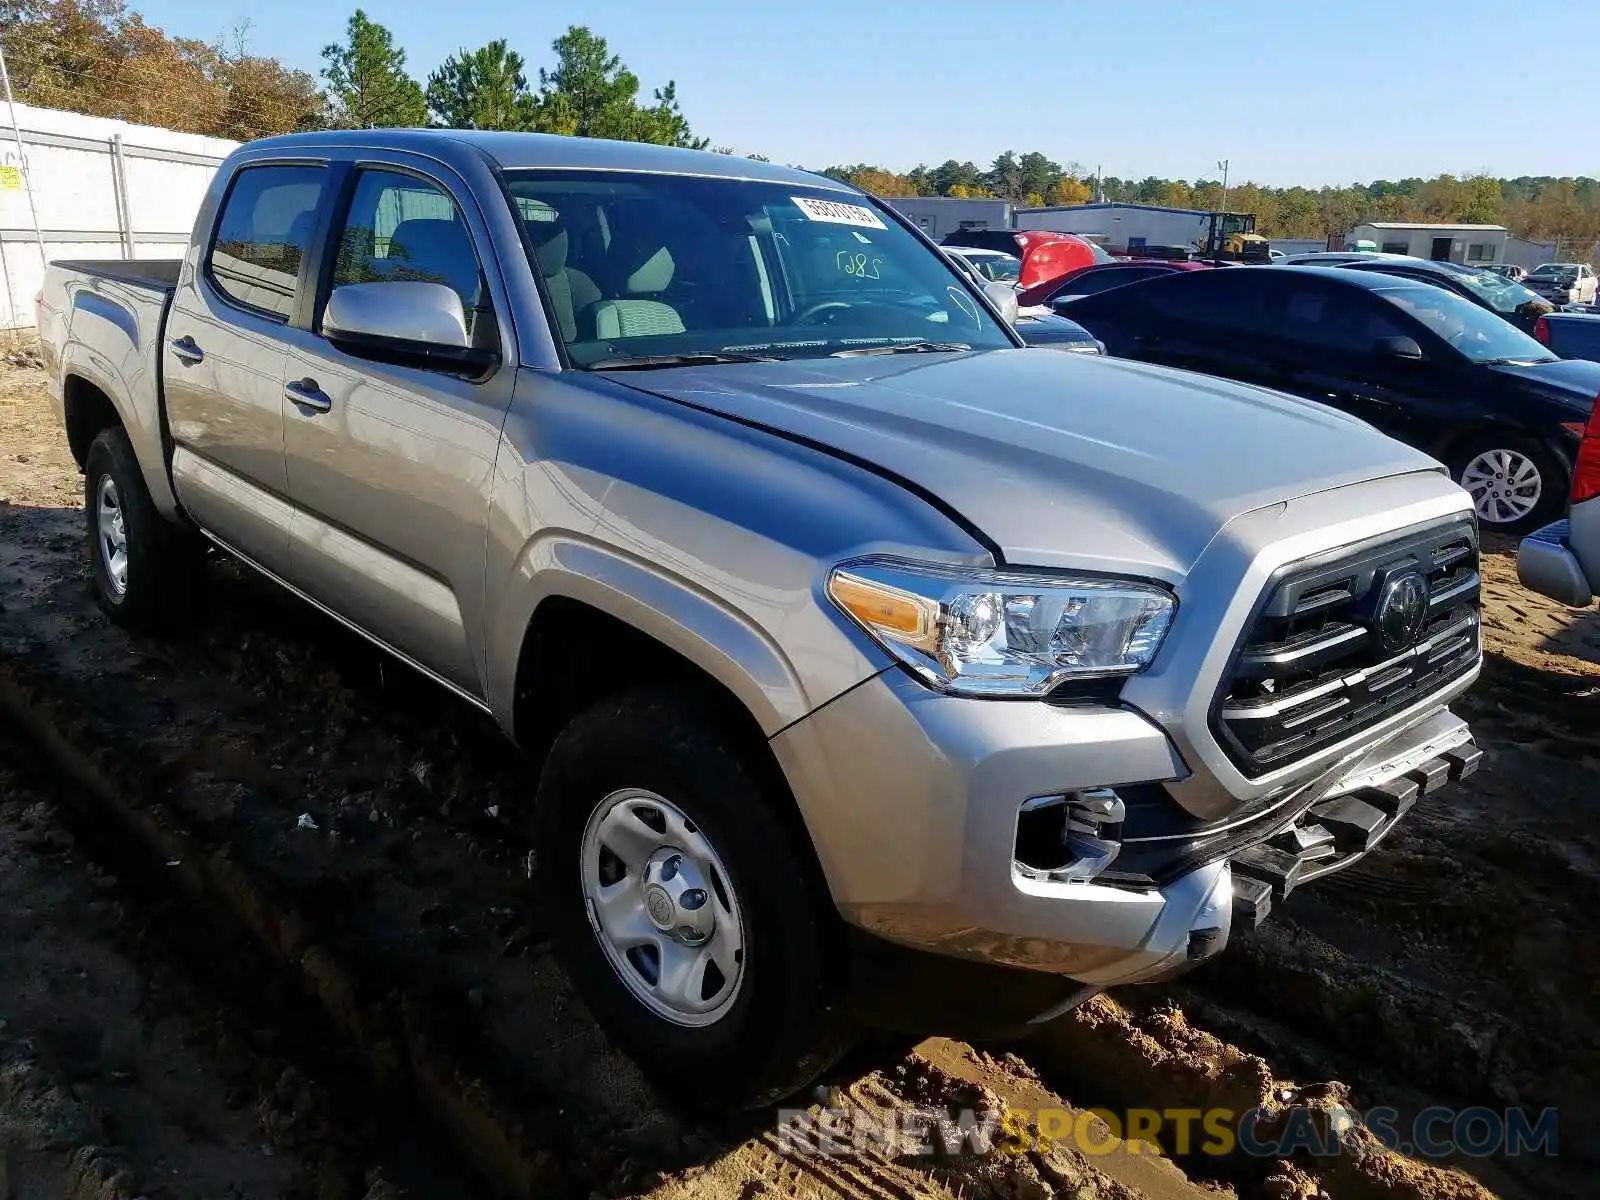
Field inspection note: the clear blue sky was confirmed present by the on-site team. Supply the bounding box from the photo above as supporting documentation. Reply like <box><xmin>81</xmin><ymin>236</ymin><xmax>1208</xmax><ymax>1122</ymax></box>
<box><xmin>134</xmin><ymin>0</ymin><xmax>1597</xmax><ymax>185</ymax></box>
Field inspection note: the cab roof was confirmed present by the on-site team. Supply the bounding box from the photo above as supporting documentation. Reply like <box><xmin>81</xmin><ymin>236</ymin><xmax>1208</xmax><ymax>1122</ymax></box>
<box><xmin>239</xmin><ymin>128</ymin><xmax>852</xmax><ymax>191</ymax></box>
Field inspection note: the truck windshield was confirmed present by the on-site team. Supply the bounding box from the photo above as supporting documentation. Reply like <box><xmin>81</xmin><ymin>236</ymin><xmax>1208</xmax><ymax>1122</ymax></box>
<box><xmin>503</xmin><ymin>171</ymin><xmax>1014</xmax><ymax>366</ymax></box>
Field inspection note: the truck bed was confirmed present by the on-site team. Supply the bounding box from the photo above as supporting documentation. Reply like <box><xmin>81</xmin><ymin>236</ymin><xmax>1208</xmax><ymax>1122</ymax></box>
<box><xmin>50</xmin><ymin>259</ymin><xmax>182</xmax><ymax>292</ymax></box>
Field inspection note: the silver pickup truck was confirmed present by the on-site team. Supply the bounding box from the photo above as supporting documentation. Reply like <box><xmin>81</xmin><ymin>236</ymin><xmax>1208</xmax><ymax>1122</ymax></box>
<box><xmin>39</xmin><ymin>130</ymin><xmax>1484</xmax><ymax>1110</ymax></box>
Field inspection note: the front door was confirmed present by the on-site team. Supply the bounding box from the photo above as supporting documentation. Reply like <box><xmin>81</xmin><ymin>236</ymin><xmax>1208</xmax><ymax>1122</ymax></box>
<box><xmin>277</xmin><ymin>160</ymin><xmax>518</xmax><ymax>696</ymax></box>
<box><xmin>163</xmin><ymin>163</ymin><xmax>332</xmax><ymax>576</ymax></box>
<box><xmin>1268</xmin><ymin>282</ymin><xmax>1448</xmax><ymax>449</ymax></box>
<box><xmin>1430</xmin><ymin>237</ymin><xmax>1453</xmax><ymax>262</ymax></box>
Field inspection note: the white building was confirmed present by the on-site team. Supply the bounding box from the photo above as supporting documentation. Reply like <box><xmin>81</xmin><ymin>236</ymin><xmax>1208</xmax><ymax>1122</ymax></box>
<box><xmin>1503</xmin><ymin>235</ymin><xmax>1558</xmax><ymax>272</ymax></box>
<box><xmin>0</xmin><ymin>103</ymin><xmax>237</xmax><ymax>328</ymax></box>
<box><xmin>1269</xmin><ymin>238</ymin><xmax>1327</xmax><ymax>257</ymax></box>
<box><xmin>880</xmin><ymin>197</ymin><xmax>1014</xmax><ymax>241</ymax></box>
<box><xmin>1013</xmin><ymin>202</ymin><xmax>1216</xmax><ymax>252</ymax></box>
<box><xmin>1347</xmin><ymin>222</ymin><xmax>1507</xmax><ymax>264</ymax></box>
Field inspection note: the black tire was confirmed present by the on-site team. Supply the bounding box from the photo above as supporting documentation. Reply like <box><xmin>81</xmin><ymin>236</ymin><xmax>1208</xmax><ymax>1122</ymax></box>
<box><xmin>534</xmin><ymin>685</ymin><xmax>854</xmax><ymax>1111</ymax></box>
<box><xmin>1447</xmin><ymin>433</ymin><xmax>1568</xmax><ymax>536</ymax></box>
<box><xmin>83</xmin><ymin>425</ymin><xmax>203</xmax><ymax>632</ymax></box>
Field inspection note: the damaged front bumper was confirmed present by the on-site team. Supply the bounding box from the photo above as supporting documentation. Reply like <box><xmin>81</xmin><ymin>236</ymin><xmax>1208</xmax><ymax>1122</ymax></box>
<box><xmin>774</xmin><ymin>668</ymin><xmax>1482</xmax><ymax>1015</ymax></box>
<box><xmin>1225</xmin><ymin>710</ymin><xmax>1481</xmax><ymax>933</ymax></box>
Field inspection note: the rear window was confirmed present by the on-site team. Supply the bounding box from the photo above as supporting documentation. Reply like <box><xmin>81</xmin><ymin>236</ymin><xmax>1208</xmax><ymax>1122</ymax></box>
<box><xmin>208</xmin><ymin>165</ymin><xmax>327</xmax><ymax>319</ymax></box>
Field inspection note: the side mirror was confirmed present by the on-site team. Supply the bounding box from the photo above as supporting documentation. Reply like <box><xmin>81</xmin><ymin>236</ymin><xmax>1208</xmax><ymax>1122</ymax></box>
<box><xmin>326</xmin><ymin>281</ymin><xmax>469</xmax><ymax>347</ymax></box>
<box><xmin>323</xmin><ymin>281</ymin><xmax>497</xmax><ymax>374</ymax></box>
<box><xmin>1375</xmin><ymin>335</ymin><xmax>1424</xmax><ymax>361</ymax></box>
<box><xmin>983</xmin><ymin>280</ymin><xmax>1020</xmax><ymax>325</ymax></box>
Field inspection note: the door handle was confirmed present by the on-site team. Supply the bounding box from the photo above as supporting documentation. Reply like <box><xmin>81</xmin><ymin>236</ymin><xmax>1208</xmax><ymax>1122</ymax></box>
<box><xmin>284</xmin><ymin>378</ymin><xmax>332</xmax><ymax>413</ymax></box>
<box><xmin>169</xmin><ymin>335</ymin><xmax>204</xmax><ymax>364</ymax></box>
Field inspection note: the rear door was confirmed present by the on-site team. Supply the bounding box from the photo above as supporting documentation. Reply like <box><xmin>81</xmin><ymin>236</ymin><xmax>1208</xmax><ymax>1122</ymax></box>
<box><xmin>276</xmin><ymin>154</ymin><xmax>519</xmax><ymax>696</ymax></box>
<box><xmin>1099</xmin><ymin>270</ymin><xmax>1286</xmax><ymax>390</ymax></box>
<box><xmin>164</xmin><ymin>160</ymin><xmax>332</xmax><ymax>576</ymax></box>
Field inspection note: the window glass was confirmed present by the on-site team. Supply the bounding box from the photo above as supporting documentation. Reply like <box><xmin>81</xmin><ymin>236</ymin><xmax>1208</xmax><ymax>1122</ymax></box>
<box><xmin>1429</xmin><ymin>263</ymin><xmax>1549</xmax><ymax>315</ymax></box>
<box><xmin>209</xmin><ymin>165</ymin><xmax>326</xmax><ymax>318</ymax></box>
<box><xmin>1529</xmin><ymin>263</ymin><xmax>1578</xmax><ymax>282</ymax></box>
<box><xmin>504</xmin><ymin>172</ymin><xmax>1011</xmax><ymax>364</ymax></box>
<box><xmin>1381</xmin><ymin>241</ymin><xmax>1409</xmax><ymax>255</ymax></box>
<box><xmin>1055</xmin><ymin>266</ymin><xmax>1164</xmax><ymax>300</ymax></box>
<box><xmin>330</xmin><ymin>169</ymin><xmax>486</xmax><ymax>336</ymax></box>
<box><xmin>960</xmin><ymin>252</ymin><xmax>1020</xmax><ymax>283</ymax></box>
<box><xmin>1135</xmin><ymin>270</ymin><xmax>1274</xmax><ymax>334</ymax></box>
<box><xmin>1376</xmin><ymin>285</ymin><xmax>1556</xmax><ymax>363</ymax></box>
<box><xmin>1280</xmin><ymin>286</ymin><xmax>1408</xmax><ymax>353</ymax></box>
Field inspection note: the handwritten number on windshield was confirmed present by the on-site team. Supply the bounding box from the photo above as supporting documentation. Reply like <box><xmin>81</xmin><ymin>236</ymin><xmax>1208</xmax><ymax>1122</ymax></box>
<box><xmin>835</xmin><ymin>250</ymin><xmax>884</xmax><ymax>280</ymax></box>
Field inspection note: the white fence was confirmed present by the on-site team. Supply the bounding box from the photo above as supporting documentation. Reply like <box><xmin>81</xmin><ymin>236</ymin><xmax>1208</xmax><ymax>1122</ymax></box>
<box><xmin>0</xmin><ymin>102</ymin><xmax>237</xmax><ymax>329</ymax></box>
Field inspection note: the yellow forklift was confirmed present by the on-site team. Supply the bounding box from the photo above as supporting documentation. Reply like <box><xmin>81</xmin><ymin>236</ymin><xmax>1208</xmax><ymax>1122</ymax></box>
<box><xmin>1198</xmin><ymin>212</ymin><xmax>1272</xmax><ymax>263</ymax></box>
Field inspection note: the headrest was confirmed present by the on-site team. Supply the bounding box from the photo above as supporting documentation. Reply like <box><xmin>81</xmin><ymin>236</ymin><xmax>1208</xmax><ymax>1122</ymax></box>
<box><xmin>533</xmin><ymin>225</ymin><xmax>568</xmax><ymax>278</ymax></box>
<box><xmin>626</xmin><ymin>246</ymin><xmax>675</xmax><ymax>294</ymax></box>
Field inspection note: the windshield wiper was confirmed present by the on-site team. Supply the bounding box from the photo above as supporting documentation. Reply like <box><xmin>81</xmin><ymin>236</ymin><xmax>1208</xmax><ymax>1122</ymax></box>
<box><xmin>587</xmin><ymin>351</ymin><xmax>784</xmax><ymax>370</ymax></box>
<box><xmin>1478</xmin><ymin>356</ymin><xmax>1558</xmax><ymax>366</ymax></box>
<box><xmin>829</xmin><ymin>340</ymin><xmax>973</xmax><ymax>357</ymax></box>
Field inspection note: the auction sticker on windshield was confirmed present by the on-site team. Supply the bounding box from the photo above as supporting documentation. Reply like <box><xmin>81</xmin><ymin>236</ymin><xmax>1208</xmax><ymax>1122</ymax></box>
<box><xmin>792</xmin><ymin>196</ymin><xmax>886</xmax><ymax>229</ymax></box>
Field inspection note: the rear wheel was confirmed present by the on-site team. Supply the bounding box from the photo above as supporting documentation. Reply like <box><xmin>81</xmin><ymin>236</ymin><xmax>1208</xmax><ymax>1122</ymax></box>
<box><xmin>1449</xmin><ymin>435</ymin><xmax>1567</xmax><ymax>534</ymax></box>
<box><xmin>534</xmin><ymin>685</ymin><xmax>854</xmax><ymax>1110</ymax></box>
<box><xmin>84</xmin><ymin>426</ymin><xmax>203</xmax><ymax>632</ymax></box>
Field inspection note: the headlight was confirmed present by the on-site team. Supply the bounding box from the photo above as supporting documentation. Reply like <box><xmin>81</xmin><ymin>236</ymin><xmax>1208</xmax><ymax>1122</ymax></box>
<box><xmin>827</xmin><ymin>558</ymin><xmax>1175</xmax><ymax>697</ymax></box>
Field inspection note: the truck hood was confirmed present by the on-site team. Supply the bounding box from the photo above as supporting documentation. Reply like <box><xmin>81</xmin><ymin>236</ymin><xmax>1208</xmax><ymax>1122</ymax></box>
<box><xmin>616</xmin><ymin>349</ymin><xmax>1443</xmax><ymax>581</ymax></box>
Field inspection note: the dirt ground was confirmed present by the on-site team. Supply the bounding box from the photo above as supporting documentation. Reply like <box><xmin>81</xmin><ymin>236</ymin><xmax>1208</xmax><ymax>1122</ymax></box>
<box><xmin>2</xmin><ymin>359</ymin><xmax>1596</xmax><ymax>1199</ymax></box>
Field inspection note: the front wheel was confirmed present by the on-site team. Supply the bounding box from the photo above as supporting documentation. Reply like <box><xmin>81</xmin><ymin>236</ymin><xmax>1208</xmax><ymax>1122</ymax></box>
<box><xmin>1450</xmin><ymin>436</ymin><xmax>1568</xmax><ymax>535</ymax></box>
<box><xmin>534</xmin><ymin>686</ymin><xmax>854</xmax><ymax>1110</ymax></box>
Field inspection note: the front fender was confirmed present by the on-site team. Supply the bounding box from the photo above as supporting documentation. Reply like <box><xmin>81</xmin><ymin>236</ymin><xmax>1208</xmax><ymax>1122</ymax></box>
<box><xmin>485</xmin><ymin>533</ymin><xmax>813</xmax><ymax>738</ymax></box>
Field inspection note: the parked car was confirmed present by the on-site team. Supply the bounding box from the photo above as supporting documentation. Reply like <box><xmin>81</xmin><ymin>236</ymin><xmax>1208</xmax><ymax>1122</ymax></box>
<box><xmin>1482</xmin><ymin>263</ymin><xmax>1529</xmax><ymax>283</ymax></box>
<box><xmin>942</xmin><ymin>228</ymin><xmax>1112</xmax><ymax>290</ymax></box>
<box><xmin>945</xmin><ymin>245</ymin><xmax>1021</xmax><ymax>284</ymax></box>
<box><xmin>1275</xmin><ymin>251</ymin><xmax>1408</xmax><ymax>266</ymax></box>
<box><xmin>1018</xmin><ymin>259</ymin><xmax>1213</xmax><ymax>308</ymax></box>
<box><xmin>1525</xmin><ymin>262</ymin><xmax>1600</xmax><ymax>306</ymax></box>
<box><xmin>1533</xmin><ymin>311</ymin><xmax>1600</xmax><ymax>362</ymax></box>
<box><xmin>39</xmin><ymin>130</ymin><xmax>1485</xmax><ymax>1110</ymax></box>
<box><xmin>1060</xmin><ymin>265</ymin><xmax>1600</xmax><ymax>531</ymax></box>
<box><xmin>1518</xmin><ymin>400</ymin><xmax>1600</xmax><ymax>606</ymax></box>
<box><xmin>1336</xmin><ymin>256</ymin><xmax>1554</xmax><ymax>333</ymax></box>
<box><xmin>1011</xmin><ymin>310</ymin><xmax>1105</xmax><ymax>353</ymax></box>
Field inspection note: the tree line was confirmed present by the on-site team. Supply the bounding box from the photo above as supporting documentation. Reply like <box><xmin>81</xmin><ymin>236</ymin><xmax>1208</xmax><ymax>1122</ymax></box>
<box><xmin>0</xmin><ymin>1</ymin><xmax>705</xmax><ymax>147</ymax></box>
<box><xmin>2</xmin><ymin>2</ymin><xmax>1595</xmax><ymax>252</ymax></box>
<box><xmin>817</xmin><ymin>153</ymin><xmax>1600</xmax><ymax>252</ymax></box>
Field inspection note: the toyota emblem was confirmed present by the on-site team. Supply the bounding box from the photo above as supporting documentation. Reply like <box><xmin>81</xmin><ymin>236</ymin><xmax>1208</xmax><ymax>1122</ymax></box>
<box><xmin>1374</xmin><ymin>571</ymin><xmax>1429</xmax><ymax>655</ymax></box>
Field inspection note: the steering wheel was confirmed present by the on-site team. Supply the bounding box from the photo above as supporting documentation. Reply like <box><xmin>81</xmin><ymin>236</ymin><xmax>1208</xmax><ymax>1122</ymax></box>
<box><xmin>790</xmin><ymin>300</ymin><xmax>854</xmax><ymax>325</ymax></box>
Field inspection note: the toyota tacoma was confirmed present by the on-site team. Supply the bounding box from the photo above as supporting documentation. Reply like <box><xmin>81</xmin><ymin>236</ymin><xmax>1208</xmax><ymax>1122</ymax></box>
<box><xmin>39</xmin><ymin>130</ymin><xmax>1483</xmax><ymax>1109</ymax></box>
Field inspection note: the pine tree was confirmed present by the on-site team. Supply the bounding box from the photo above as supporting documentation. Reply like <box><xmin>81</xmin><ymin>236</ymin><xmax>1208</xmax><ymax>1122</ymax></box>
<box><xmin>320</xmin><ymin>10</ymin><xmax>426</xmax><ymax>129</ymax></box>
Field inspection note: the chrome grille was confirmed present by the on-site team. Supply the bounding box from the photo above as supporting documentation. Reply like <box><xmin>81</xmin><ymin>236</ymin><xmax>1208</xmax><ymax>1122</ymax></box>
<box><xmin>1214</xmin><ymin>518</ymin><xmax>1481</xmax><ymax>776</ymax></box>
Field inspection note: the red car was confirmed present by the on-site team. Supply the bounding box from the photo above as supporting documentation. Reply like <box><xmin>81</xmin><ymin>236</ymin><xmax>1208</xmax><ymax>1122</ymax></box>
<box><xmin>1018</xmin><ymin>259</ymin><xmax>1213</xmax><ymax>308</ymax></box>
<box><xmin>941</xmin><ymin>229</ymin><xmax>1112</xmax><ymax>292</ymax></box>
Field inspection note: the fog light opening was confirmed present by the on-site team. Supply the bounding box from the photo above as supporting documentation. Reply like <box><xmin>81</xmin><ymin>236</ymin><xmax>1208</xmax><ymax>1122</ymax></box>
<box><xmin>1015</xmin><ymin>788</ymin><xmax>1125</xmax><ymax>884</ymax></box>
